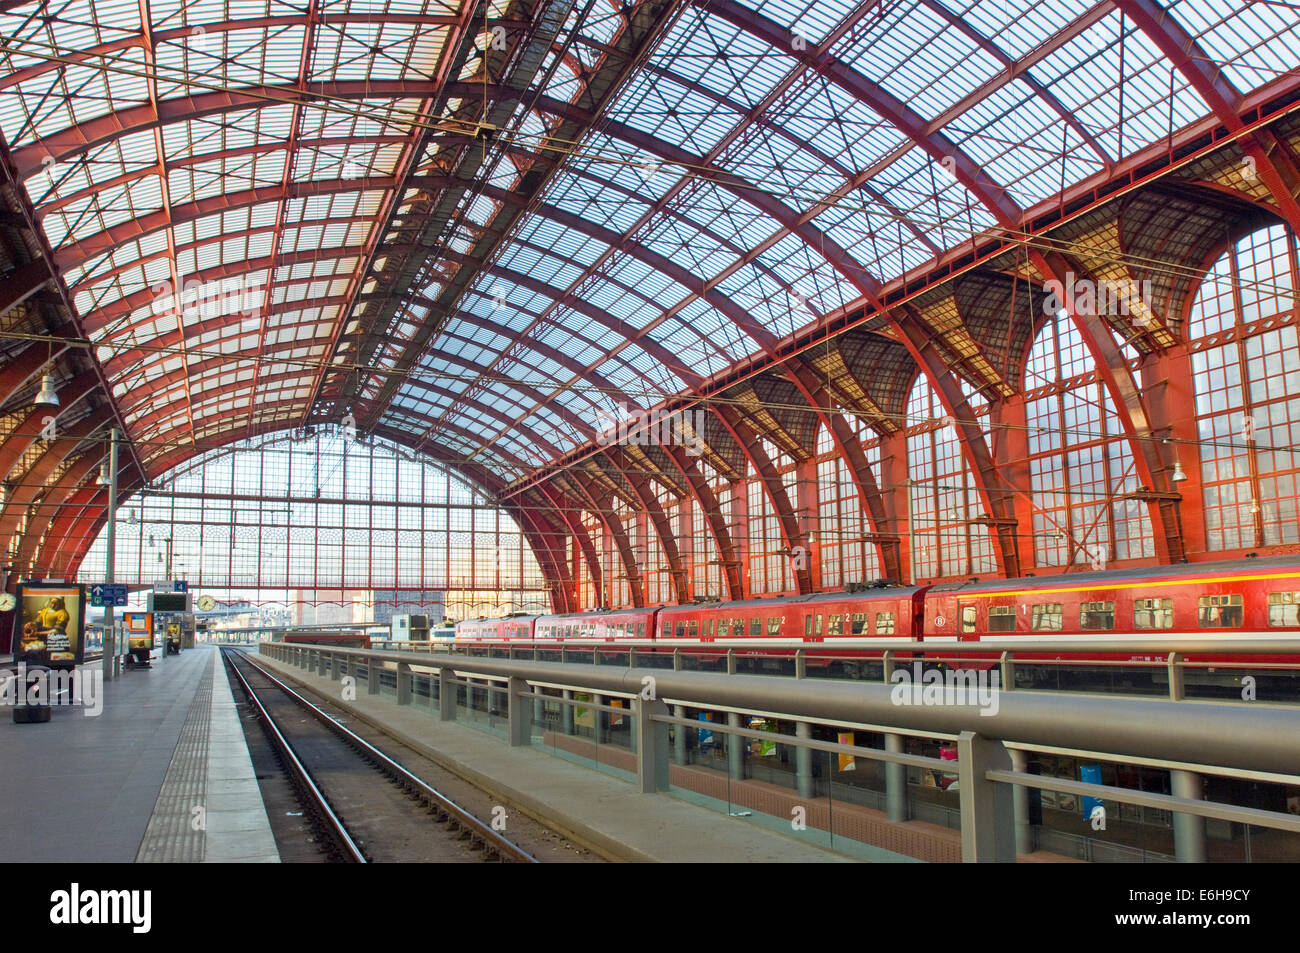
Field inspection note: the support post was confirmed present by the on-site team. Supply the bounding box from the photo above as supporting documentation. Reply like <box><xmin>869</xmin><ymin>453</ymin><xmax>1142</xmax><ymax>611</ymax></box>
<box><xmin>795</xmin><ymin>649</ymin><xmax>806</xmax><ymax>679</ymax></box>
<box><xmin>1171</xmin><ymin>769</ymin><xmax>1207</xmax><ymax>863</ymax></box>
<box><xmin>727</xmin><ymin>710</ymin><xmax>744</xmax><ymax>781</ymax></box>
<box><xmin>1009</xmin><ymin>747</ymin><xmax>1033</xmax><ymax>857</ymax></box>
<box><xmin>561</xmin><ymin>688</ymin><xmax>574</xmax><ymax>735</ymax></box>
<box><xmin>396</xmin><ymin>662</ymin><xmax>411</xmax><ymax>706</ymax></box>
<box><xmin>885</xmin><ymin>733</ymin><xmax>907</xmax><ymax>822</ymax></box>
<box><xmin>367</xmin><ymin>658</ymin><xmax>379</xmax><ymax>695</ymax></box>
<box><xmin>796</xmin><ymin>721</ymin><xmax>814</xmax><ymax>799</ymax></box>
<box><xmin>1168</xmin><ymin>652</ymin><xmax>1185</xmax><ymax>701</ymax></box>
<box><xmin>101</xmin><ymin>427</ymin><xmax>120</xmax><ymax>683</ymax></box>
<box><xmin>439</xmin><ymin>667</ymin><xmax>455</xmax><ymax>721</ymax></box>
<box><xmin>508</xmin><ymin>676</ymin><xmax>531</xmax><ymax>747</ymax></box>
<box><xmin>634</xmin><ymin>696</ymin><xmax>670</xmax><ymax>793</ymax></box>
<box><xmin>673</xmin><ymin>703</ymin><xmax>687</xmax><ymax>765</ymax></box>
<box><xmin>957</xmin><ymin>731</ymin><xmax>1017</xmax><ymax>862</ymax></box>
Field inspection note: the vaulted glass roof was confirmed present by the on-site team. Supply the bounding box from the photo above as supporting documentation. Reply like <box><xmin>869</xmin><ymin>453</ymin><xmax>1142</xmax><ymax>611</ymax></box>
<box><xmin>1</xmin><ymin>0</ymin><xmax>1296</xmax><ymax>483</ymax></box>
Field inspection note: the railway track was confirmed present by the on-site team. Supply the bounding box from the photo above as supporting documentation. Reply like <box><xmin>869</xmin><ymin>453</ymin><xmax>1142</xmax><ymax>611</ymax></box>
<box><xmin>220</xmin><ymin>647</ymin><xmax>537</xmax><ymax>863</ymax></box>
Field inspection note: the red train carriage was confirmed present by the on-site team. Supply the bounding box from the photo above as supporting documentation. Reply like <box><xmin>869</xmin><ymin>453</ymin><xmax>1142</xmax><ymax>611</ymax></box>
<box><xmin>451</xmin><ymin>556</ymin><xmax>1300</xmax><ymax>692</ymax></box>
<box><xmin>922</xmin><ymin>556</ymin><xmax>1300</xmax><ymax>688</ymax></box>
<box><xmin>534</xmin><ymin>608</ymin><xmax>656</xmax><ymax>641</ymax></box>
<box><xmin>656</xmin><ymin>587</ymin><xmax>928</xmax><ymax>671</ymax></box>
<box><xmin>455</xmin><ymin>615</ymin><xmax>537</xmax><ymax>641</ymax></box>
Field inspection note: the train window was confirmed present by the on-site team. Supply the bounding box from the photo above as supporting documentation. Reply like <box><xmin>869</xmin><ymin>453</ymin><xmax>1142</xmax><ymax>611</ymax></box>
<box><xmin>1080</xmin><ymin>601</ymin><xmax>1115</xmax><ymax>630</ymax></box>
<box><xmin>676</xmin><ymin>621</ymin><xmax>687</xmax><ymax>638</ymax></box>
<box><xmin>1198</xmin><ymin>594</ymin><xmax>1243</xmax><ymax>628</ymax></box>
<box><xmin>961</xmin><ymin>605</ymin><xmax>977</xmax><ymax>633</ymax></box>
<box><xmin>988</xmin><ymin>606</ymin><xmax>1016</xmax><ymax>632</ymax></box>
<box><xmin>767</xmin><ymin>617</ymin><xmax>780</xmax><ymax>635</ymax></box>
<box><xmin>828</xmin><ymin>614</ymin><xmax>843</xmax><ymax>635</ymax></box>
<box><xmin>1031</xmin><ymin>604</ymin><xmax>1063</xmax><ymax>631</ymax></box>
<box><xmin>750</xmin><ymin>617</ymin><xmax>762</xmax><ymax>637</ymax></box>
<box><xmin>815</xmin><ymin>615</ymin><xmax>824</xmax><ymax>636</ymax></box>
<box><xmin>875</xmin><ymin>612</ymin><xmax>895</xmax><ymax>635</ymax></box>
<box><xmin>661</xmin><ymin>620</ymin><xmax>672</xmax><ymax>638</ymax></box>
<box><xmin>1134</xmin><ymin>598</ymin><xmax>1174</xmax><ymax>629</ymax></box>
<box><xmin>1268</xmin><ymin>593</ymin><xmax>1300</xmax><ymax>627</ymax></box>
<box><xmin>851</xmin><ymin>612</ymin><xmax>868</xmax><ymax>635</ymax></box>
<box><xmin>637</xmin><ymin>623</ymin><xmax>646</xmax><ymax>638</ymax></box>
<box><xmin>805</xmin><ymin>614</ymin><xmax>814</xmax><ymax>636</ymax></box>
<box><xmin>688</xmin><ymin>620</ymin><xmax>699</xmax><ymax>638</ymax></box>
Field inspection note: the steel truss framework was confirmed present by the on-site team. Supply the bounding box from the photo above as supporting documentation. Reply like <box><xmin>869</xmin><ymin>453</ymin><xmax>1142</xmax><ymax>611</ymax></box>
<box><xmin>0</xmin><ymin>0</ymin><xmax>1298</xmax><ymax>609</ymax></box>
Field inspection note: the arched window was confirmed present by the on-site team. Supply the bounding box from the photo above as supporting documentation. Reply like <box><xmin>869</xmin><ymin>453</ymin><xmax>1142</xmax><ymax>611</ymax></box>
<box><xmin>1024</xmin><ymin>311</ymin><xmax>1152</xmax><ymax>567</ymax></box>
<box><xmin>1188</xmin><ymin>224</ymin><xmax>1300</xmax><ymax>549</ymax></box>
<box><xmin>906</xmin><ymin>377</ymin><xmax>996</xmax><ymax>580</ymax></box>
<box><xmin>816</xmin><ymin>422</ymin><xmax>881</xmax><ymax>588</ymax></box>
<box><xmin>77</xmin><ymin>429</ymin><xmax>548</xmax><ymax>619</ymax></box>
<box><xmin>747</xmin><ymin>439</ymin><xmax>796</xmax><ymax>597</ymax></box>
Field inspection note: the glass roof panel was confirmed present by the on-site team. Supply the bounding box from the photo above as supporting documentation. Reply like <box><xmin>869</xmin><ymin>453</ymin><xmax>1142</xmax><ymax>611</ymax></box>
<box><xmin>0</xmin><ymin>0</ymin><xmax>1286</xmax><ymax>484</ymax></box>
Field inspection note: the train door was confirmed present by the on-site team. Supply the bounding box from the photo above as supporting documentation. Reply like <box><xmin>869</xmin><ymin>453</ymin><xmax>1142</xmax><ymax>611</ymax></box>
<box><xmin>960</xmin><ymin>603</ymin><xmax>979</xmax><ymax>641</ymax></box>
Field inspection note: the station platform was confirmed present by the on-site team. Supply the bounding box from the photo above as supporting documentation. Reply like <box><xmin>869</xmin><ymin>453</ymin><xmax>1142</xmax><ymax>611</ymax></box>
<box><xmin>253</xmin><ymin>650</ymin><xmax>864</xmax><ymax>862</ymax></box>
<box><xmin>0</xmin><ymin>645</ymin><xmax>278</xmax><ymax>863</ymax></box>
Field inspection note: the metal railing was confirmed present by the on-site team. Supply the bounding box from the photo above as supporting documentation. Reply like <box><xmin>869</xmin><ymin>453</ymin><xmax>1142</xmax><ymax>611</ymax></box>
<box><xmin>363</xmin><ymin>636</ymin><xmax>1300</xmax><ymax>703</ymax></box>
<box><xmin>259</xmin><ymin>641</ymin><xmax>1300</xmax><ymax>862</ymax></box>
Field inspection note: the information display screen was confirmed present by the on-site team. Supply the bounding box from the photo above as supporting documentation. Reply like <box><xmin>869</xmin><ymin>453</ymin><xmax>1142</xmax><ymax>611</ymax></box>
<box><xmin>152</xmin><ymin>593</ymin><xmax>187</xmax><ymax>613</ymax></box>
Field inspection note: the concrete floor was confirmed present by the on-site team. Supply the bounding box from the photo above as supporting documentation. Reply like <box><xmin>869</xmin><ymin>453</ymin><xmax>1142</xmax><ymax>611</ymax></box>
<box><xmin>0</xmin><ymin>645</ymin><xmax>277</xmax><ymax>863</ymax></box>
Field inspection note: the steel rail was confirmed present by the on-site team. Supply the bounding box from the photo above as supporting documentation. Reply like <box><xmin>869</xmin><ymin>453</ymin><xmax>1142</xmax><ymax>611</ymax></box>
<box><xmin>230</xmin><ymin>649</ymin><xmax>537</xmax><ymax>864</ymax></box>
<box><xmin>221</xmin><ymin>648</ymin><xmax>368</xmax><ymax>863</ymax></box>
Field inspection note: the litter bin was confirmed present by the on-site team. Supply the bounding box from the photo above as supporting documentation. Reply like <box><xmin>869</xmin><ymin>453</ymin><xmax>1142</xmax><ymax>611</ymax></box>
<box><xmin>12</xmin><ymin>663</ymin><xmax>51</xmax><ymax>724</ymax></box>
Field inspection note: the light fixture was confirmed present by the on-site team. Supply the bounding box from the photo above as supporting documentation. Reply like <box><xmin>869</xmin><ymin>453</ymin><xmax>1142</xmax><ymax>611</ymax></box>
<box><xmin>34</xmin><ymin>372</ymin><xmax>59</xmax><ymax>408</ymax></box>
<box><xmin>1054</xmin><ymin>527</ymin><xmax>1065</xmax><ymax>541</ymax></box>
<box><xmin>1170</xmin><ymin>460</ymin><xmax>1187</xmax><ymax>483</ymax></box>
<box><xmin>1249</xmin><ymin>499</ymin><xmax>1260</xmax><ymax>514</ymax></box>
<box><xmin>98</xmin><ymin>461</ymin><xmax>110</xmax><ymax>485</ymax></box>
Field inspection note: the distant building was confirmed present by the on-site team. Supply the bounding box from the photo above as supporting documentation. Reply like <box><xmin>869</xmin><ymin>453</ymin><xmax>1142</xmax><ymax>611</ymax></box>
<box><xmin>370</xmin><ymin>590</ymin><xmax>445</xmax><ymax>625</ymax></box>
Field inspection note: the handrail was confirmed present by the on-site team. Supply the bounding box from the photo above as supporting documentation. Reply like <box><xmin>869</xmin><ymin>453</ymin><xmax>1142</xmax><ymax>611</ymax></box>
<box><xmin>263</xmin><ymin>642</ymin><xmax>1300</xmax><ymax>775</ymax></box>
<box><xmin>376</xmin><ymin>635</ymin><xmax>1300</xmax><ymax>654</ymax></box>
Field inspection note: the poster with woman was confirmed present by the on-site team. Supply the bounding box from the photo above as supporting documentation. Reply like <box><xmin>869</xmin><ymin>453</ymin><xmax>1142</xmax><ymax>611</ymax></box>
<box><xmin>13</xmin><ymin>583</ymin><xmax>85</xmax><ymax>666</ymax></box>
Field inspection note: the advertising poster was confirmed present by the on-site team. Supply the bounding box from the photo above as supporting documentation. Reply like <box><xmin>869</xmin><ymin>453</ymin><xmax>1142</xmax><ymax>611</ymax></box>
<box><xmin>154</xmin><ymin>612</ymin><xmax>184</xmax><ymax>650</ymax></box>
<box><xmin>573</xmin><ymin>693</ymin><xmax>593</xmax><ymax>729</ymax></box>
<box><xmin>124</xmin><ymin>612</ymin><xmax>154</xmax><ymax>652</ymax></box>
<box><xmin>13</xmin><ymin>583</ymin><xmax>85</xmax><ymax>667</ymax></box>
<box><xmin>1080</xmin><ymin>764</ymin><xmax>1104</xmax><ymax>821</ymax></box>
<box><xmin>837</xmin><ymin>731</ymin><xmax>856</xmax><ymax>772</ymax></box>
<box><xmin>749</xmin><ymin>717</ymin><xmax>777</xmax><ymax>757</ymax></box>
<box><xmin>698</xmin><ymin>712</ymin><xmax>714</xmax><ymax>752</ymax></box>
